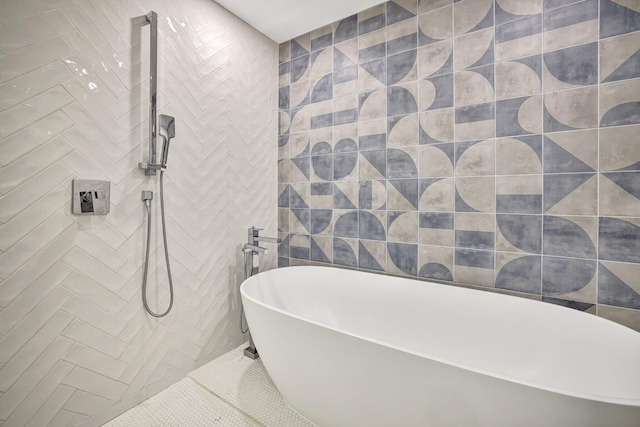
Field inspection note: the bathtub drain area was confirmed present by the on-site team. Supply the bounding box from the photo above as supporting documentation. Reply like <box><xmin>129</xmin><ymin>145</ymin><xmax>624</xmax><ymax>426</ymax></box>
<box><xmin>104</xmin><ymin>344</ymin><xmax>315</xmax><ymax>426</ymax></box>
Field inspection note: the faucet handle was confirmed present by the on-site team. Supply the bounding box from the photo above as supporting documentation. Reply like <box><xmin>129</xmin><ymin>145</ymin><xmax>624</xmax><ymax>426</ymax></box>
<box><xmin>249</xmin><ymin>226</ymin><xmax>262</xmax><ymax>237</ymax></box>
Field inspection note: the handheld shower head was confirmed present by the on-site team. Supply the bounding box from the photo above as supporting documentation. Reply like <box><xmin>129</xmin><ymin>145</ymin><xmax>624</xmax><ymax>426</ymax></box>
<box><xmin>159</xmin><ymin>114</ymin><xmax>175</xmax><ymax>167</ymax></box>
<box><xmin>160</xmin><ymin>114</ymin><xmax>175</xmax><ymax>139</ymax></box>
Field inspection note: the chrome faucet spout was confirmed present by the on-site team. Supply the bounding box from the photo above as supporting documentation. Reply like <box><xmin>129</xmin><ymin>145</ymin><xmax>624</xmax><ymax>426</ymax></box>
<box><xmin>255</xmin><ymin>236</ymin><xmax>282</xmax><ymax>244</ymax></box>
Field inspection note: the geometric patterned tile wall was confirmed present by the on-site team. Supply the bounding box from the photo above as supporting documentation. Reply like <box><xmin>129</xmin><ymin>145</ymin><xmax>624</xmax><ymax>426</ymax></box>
<box><xmin>0</xmin><ymin>0</ymin><xmax>277</xmax><ymax>425</ymax></box>
<box><xmin>277</xmin><ymin>0</ymin><xmax>640</xmax><ymax>332</ymax></box>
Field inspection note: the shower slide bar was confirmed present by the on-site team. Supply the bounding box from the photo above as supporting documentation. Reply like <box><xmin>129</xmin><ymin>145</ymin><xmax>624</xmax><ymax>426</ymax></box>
<box><xmin>138</xmin><ymin>11</ymin><xmax>176</xmax><ymax>318</ymax></box>
<box><xmin>139</xmin><ymin>11</ymin><xmax>158</xmax><ymax>176</ymax></box>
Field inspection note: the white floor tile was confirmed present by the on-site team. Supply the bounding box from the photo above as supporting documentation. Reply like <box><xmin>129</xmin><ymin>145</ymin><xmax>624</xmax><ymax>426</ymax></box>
<box><xmin>189</xmin><ymin>345</ymin><xmax>315</xmax><ymax>427</ymax></box>
<box><xmin>104</xmin><ymin>378</ymin><xmax>258</xmax><ymax>427</ymax></box>
<box><xmin>104</xmin><ymin>344</ymin><xmax>316</xmax><ymax>426</ymax></box>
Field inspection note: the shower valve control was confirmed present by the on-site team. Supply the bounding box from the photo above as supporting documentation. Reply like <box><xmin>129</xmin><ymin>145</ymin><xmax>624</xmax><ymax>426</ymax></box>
<box><xmin>72</xmin><ymin>179</ymin><xmax>110</xmax><ymax>215</ymax></box>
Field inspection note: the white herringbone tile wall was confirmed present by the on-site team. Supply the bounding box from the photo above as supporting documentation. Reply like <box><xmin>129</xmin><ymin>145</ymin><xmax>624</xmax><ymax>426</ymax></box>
<box><xmin>0</xmin><ymin>0</ymin><xmax>278</xmax><ymax>425</ymax></box>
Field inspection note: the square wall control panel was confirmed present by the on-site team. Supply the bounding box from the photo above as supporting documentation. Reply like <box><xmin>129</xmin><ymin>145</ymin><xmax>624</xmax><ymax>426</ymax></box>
<box><xmin>72</xmin><ymin>179</ymin><xmax>110</xmax><ymax>215</ymax></box>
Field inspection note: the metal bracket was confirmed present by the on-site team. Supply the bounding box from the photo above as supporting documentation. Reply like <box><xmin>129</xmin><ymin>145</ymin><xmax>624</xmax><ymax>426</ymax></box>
<box><xmin>244</xmin><ymin>346</ymin><xmax>259</xmax><ymax>359</ymax></box>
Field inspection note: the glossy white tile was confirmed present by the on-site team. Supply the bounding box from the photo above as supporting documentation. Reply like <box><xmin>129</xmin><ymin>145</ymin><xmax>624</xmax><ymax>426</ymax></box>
<box><xmin>0</xmin><ymin>112</ymin><xmax>73</xmax><ymax>166</ymax></box>
<box><xmin>61</xmin><ymin>125</ymin><xmax>127</xmax><ymax>182</ymax></box>
<box><xmin>0</xmin><ymin>330</ymin><xmax>73</xmax><ymax>411</ymax></box>
<box><xmin>24</xmin><ymin>385</ymin><xmax>74</xmax><ymax>427</ymax></box>
<box><xmin>62</xmin><ymin>79</ymin><xmax>126</xmax><ymax>140</ymax></box>
<box><xmin>0</xmin><ymin>263</ymin><xmax>72</xmax><ymax>336</ymax></box>
<box><xmin>63</xmin><ymin>6</ymin><xmax>127</xmax><ymax>61</ymax></box>
<box><xmin>0</xmin><ymin>136</ymin><xmax>72</xmax><ymax>195</ymax></box>
<box><xmin>0</xmin><ymin>163</ymin><xmax>73</xmax><ymax>223</ymax></box>
<box><xmin>61</xmin><ymin>271</ymin><xmax>127</xmax><ymax>314</ymax></box>
<box><xmin>0</xmin><ymin>37</ymin><xmax>73</xmax><ymax>83</ymax></box>
<box><xmin>61</xmin><ymin>31</ymin><xmax>130</xmax><ymax>95</ymax></box>
<box><xmin>92</xmin><ymin>0</ymin><xmax>129</xmax><ymax>33</ymax></box>
<box><xmin>0</xmin><ymin>295</ymin><xmax>73</xmax><ymax>366</ymax></box>
<box><xmin>63</xmin><ymin>367</ymin><xmax>126</xmax><ymax>401</ymax></box>
<box><xmin>2</xmin><ymin>359</ymin><xmax>74</xmax><ymax>425</ymax></box>
<box><xmin>0</xmin><ymin>86</ymin><xmax>73</xmax><ymax>138</ymax></box>
<box><xmin>62</xmin><ymin>247</ymin><xmax>125</xmax><ymax>293</ymax></box>
<box><xmin>62</xmin><ymin>54</ymin><xmax>131</xmax><ymax>117</ymax></box>
<box><xmin>61</xmin><ymin>320</ymin><xmax>127</xmax><ymax>360</ymax></box>
<box><xmin>0</xmin><ymin>237</ymin><xmax>73</xmax><ymax>307</ymax></box>
<box><xmin>61</xmin><ymin>227</ymin><xmax>127</xmax><ymax>271</ymax></box>
<box><xmin>62</xmin><ymin>296</ymin><xmax>127</xmax><ymax>337</ymax></box>
<box><xmin>50</xmin><ymin>409</ymin><xmax>86</xmax><ymax>426</ymax></box>
<box><xmin>118</xmin><ymin>325</ymin><xmax>168</xmax><ymax>369</ymax></box>
<box><xmin>122</xmin><ymin>344</ymin><xmax>170</xmax><ymax>396</ymax></box>
<box><xmin>63</xmin><ymin>344</ymin><xmax>127</xmax><ymax>381</ymax></box>
<box><xmin>0</xmin><ymin>186</ymin><xmax>68</xmax><ymax>251</ymax></box>
<box><xmin>0</xmin><ymin>1</ymin><xmax>278</xmax><ymax>425</ymax></box>
<box><xmin>74</xmin><ymin>390</ymin><xmax>146</xmax><ymax>427</ymax></box>
<box><xmin>0</xmin><ymin>62</ymin><xmax>74</xmax><ymax>110</ymax></box>
<box><xmin>62</xmin><ymin>389</ymin><xmax>113</xmax><ymax>416</ymax></box>
<box><xmin>0</xmin><ymin>12</ymin><xmax>73</xmax><ymax>53</ymax></box>
<box><xmin>0</xmin><ymin>0</ymin><xmax>74</xmax><ymax>23</ymax></box>
<box><xmin>61</xmin><ymin>103</ymin><xmax>128</xmax><ymax>161</ymax></box>
<box><xmin>74</xmin><ymin>1</ymin><xmax>130</xmax><ymax>54</ymax></box>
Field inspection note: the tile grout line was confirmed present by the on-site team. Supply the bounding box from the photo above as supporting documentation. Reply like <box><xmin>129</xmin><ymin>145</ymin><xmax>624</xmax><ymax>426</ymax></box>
<box><xmin>595</xmin><ymin>0</ymin><xmax>600</xmax><ymax>316</ymax></box>
<box><xmin>540</xmin><ymin>0</ymin><xmax>545</xmax><ymax>299</ymax></box>
<box><xmin>452</xmin><ymin>0</ymin><xmax>457</xmax><ymax>284</ymax></box>
<box><xmin>493</xmin><ymin>0</ymin><xmax>497</xmax><ymax>289</ymax></box>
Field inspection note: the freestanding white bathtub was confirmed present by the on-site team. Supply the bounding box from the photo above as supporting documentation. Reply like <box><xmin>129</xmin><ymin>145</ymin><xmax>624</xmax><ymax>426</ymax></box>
<box><xmin>240</xmin><ymin>266</ymin><xmax>640</xmax><ymax>427</ymax></box>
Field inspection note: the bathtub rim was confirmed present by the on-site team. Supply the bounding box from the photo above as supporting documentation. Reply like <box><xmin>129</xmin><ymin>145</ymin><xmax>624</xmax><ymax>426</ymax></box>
<box><xmin>241</xmin><ymin>266</ymin><xmax>640</xmax><ymax>408</ymax></box>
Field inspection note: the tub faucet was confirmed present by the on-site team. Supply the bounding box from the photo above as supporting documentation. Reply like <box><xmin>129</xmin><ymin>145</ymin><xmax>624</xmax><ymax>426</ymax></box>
<box><xmin>242</xmin><ymin>226</ymin><xmax>281</xmax><ymax>359</ymax></box>
<box><xmin>244</xmin><ymin>227</ymin><xmax>281</xmax><ymax>258</ymax></box>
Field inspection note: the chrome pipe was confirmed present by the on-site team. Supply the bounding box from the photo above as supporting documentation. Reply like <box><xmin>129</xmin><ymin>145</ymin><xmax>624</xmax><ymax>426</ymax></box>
<box><xmin>143</xmin><ymin>11</ymin><xmax>158</xmax><ymax>176</ymax></box>
<box><xmin>241</xmin><ymin>227</ymin><xmax>282</xmax><ymax>359</ymax></box>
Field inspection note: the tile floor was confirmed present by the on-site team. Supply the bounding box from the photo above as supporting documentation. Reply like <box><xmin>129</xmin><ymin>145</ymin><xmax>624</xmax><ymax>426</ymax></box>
<box><xmin>104</xmin><ymin>344</ymin><xmax>315</xmax><ymax>426</ymax></box>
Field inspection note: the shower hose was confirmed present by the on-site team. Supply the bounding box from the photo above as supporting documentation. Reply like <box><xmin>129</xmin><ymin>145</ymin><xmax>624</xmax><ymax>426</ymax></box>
<box><xmin>142</xmin><ymin>170</ymin><xmax>174</xmax><ymax>317</ymax></box>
